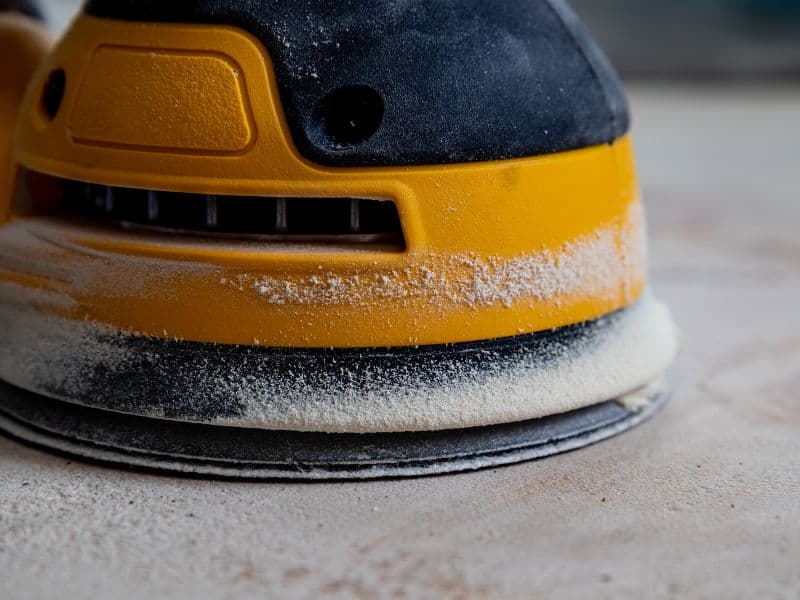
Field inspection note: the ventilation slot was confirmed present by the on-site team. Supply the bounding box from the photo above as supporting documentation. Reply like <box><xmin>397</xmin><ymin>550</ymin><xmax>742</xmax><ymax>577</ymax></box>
<box><xmin>16</xmin><ymin>170</ymin><xmax>405</xmax><ymax>250</ymax></box>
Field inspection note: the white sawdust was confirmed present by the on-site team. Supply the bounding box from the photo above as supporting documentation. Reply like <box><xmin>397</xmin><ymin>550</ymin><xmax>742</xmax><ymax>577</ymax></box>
<box><xmin>231</xmin><ymin>203</ymin><xmax>647</xmax><ymax>308</ymax></box>
<box><xmin>0</xmin><ymin>202</ymin><xmax>678</xmax><ymax>432</ymax></box>
<box><xmin>0</xmin><ymin>292</ymin><xmax>678</xmax><ymax>433</ymax></box>
<box><xmin>220</xmin><ymin>293</ymin><xmax>678</xmax><ymax>432</ymax></box>
<box><xmin>0</xmin><ymin>218</ymin><xmax>224</xmax><ymax>303</ymax></box>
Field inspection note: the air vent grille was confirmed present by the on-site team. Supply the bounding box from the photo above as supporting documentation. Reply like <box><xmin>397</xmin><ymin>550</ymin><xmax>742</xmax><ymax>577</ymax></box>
<box><xmin>16</xmin><ymin>170</ymin><xmax>404</xmax><ymax>249</ymax></box>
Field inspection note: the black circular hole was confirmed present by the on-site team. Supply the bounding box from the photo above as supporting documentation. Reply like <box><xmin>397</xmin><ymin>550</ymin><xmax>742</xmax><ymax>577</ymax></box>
<box><xmin>41</xmin><ymin>68</ymin><xmax>66</xmax><ymax>120</ymax></box>
<box><xmin>313</xmin><ymin>85</ymin><xmax>384</xmax><ymax>148</ymax></box>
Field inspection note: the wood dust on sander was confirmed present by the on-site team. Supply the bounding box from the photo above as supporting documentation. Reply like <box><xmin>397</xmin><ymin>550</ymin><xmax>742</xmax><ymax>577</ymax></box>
<box><xmin>0</xmin><ymin>290</ymin><xmax>677</xmax><ymax>433</ymax></box>
<box><xmin>0</xmin><ymin>201</ymin><xmax>677</xmax><ymax>433</ymax></box>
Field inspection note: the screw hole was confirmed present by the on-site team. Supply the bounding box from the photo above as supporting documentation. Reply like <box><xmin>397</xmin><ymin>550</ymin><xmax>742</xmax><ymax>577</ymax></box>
<box><xmin>41</xmin><ymin>68</ymin><xmax>66</xmax><ymax>120</ymax></box>
<box><xmin>313</xmin><ymin>86</ymin><xmax>384</xmax><ymax>148</ymax></box>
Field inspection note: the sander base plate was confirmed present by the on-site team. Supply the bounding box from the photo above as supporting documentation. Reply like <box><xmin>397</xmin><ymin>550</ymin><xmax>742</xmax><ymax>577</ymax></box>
<box><xmin>0</xmin><ymin>379</ymin><xmax>667</xmax><ymax>480</ymax></box>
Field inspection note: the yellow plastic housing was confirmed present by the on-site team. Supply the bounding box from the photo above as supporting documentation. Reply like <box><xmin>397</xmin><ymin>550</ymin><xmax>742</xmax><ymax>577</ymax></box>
<box><xmin>1</xmin><ymin>15</ymin><xmax>647</xmax><ymax>348</ymax></box>
<box><xmin>0</xmin><ymin>12</ymin><xmax>50</xmax><ymax>200</ymax></box>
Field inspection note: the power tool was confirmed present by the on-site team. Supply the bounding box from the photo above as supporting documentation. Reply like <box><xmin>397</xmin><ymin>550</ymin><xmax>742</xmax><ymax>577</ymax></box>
<box><xmin>0</xmin><ymin>0</ymin><xmax>678</xmax><ymax>479</ymax></box>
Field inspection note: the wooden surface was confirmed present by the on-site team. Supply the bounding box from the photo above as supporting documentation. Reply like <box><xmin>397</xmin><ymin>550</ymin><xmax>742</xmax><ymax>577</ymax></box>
<box><xmin>1</xmin><ymin>86</ymin><xmax>798</xmax><ymax>599</ymax></box>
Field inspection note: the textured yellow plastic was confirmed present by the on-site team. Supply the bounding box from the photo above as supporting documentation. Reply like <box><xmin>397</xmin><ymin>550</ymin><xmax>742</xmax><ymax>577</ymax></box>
<box><xmin>70</xmin><ymin>46</ymin><xmax>255</xmax><ymax>153</ymax></box>
<box><xmin>1</xmin><ymin>16</ymin><xmax>646</xmax><ymax>348</ymax></box>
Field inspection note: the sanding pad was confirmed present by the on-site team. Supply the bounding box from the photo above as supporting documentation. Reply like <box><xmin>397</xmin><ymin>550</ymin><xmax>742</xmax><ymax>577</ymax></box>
<box><xmin>0</xmin><ymin>379</ymin><xmax>667</xmax><ymax>480</ymax></box>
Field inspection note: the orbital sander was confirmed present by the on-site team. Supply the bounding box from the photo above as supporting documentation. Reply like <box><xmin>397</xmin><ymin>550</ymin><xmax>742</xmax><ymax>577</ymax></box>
<box><xmin>0</xmin><ymin>0</ymin><xmax>678</xmax><ymax>479</ymax></box>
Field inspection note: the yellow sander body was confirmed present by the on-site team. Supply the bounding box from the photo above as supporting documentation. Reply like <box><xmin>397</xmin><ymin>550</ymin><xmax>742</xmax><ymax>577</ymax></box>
<box><xmin>0</xmin><ymin>2</ymin><xmax>677</xmax><ymax>478</ymax></box>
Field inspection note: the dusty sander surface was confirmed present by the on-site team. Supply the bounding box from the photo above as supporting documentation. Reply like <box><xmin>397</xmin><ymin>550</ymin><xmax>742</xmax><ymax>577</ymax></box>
<box><xmin>1</xmin><ymin>87</ymin><xmax>799</xmax><ymax>598</ymax></box>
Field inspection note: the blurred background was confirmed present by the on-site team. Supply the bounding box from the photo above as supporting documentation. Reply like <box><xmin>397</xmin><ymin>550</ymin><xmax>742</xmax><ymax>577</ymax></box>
<box><xmin>573</xmin><ymin>0</ymin><xmax>800</xmax><ymax>79</ymax></box>
<box><xmin>36</xmin><ymin>0</ymin><xmax>800</xmax><ymax>80</ymax></box>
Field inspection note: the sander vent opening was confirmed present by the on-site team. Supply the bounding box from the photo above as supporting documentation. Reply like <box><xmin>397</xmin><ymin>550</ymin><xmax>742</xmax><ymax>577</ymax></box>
<box><xmin>14</xmin><ymin>169</ymin><xmax>405</xmax><ymax>250</ymax></box>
